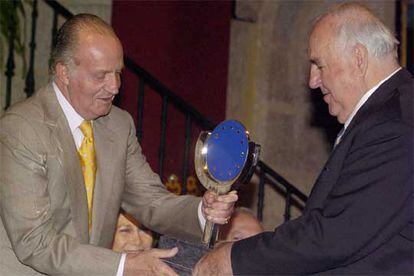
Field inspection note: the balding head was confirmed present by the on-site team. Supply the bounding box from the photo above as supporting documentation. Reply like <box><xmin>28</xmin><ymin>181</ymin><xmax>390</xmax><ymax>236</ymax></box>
<box><xmin>314</xmin><ymin>3</ymin><xmax>399</xmax><ymax>60</ymax></box>
<box><xmin>49</xmin><ymin>13</ymin><xmax>119</xmax><ymax>75</ymax></box>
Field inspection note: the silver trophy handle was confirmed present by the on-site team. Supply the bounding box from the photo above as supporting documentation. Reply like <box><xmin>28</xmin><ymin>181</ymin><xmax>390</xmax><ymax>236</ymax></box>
<box><xmin>202</xmin><ymin>214</ymin><xmax>216</xmax><ymax>246</ymax></box>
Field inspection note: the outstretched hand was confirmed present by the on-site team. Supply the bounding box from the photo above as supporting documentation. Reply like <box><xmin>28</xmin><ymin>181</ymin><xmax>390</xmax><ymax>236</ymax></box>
<box><xmin>124</xmin><ymin>247</ymin><xmax>179</xmax><ymax>276</ymax></box>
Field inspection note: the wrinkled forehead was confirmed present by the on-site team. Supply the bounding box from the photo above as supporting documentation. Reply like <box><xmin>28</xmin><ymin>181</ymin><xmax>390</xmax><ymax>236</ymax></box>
<box><xmin>72</xmin><ymin>31</ymin><xmax>124</xmax><ymax>66</ymax></box>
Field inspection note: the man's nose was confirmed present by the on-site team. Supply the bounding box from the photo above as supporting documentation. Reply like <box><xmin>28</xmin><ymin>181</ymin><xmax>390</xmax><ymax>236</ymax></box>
<box><xmin>308</xmin><ymin>66</ymin><xmax>321</xmax><ymax>89</ymax></box>
<box><xmin>106</xmin><ymin>73</ymin><xmax>121</xmax><ymax>94</ymax></box>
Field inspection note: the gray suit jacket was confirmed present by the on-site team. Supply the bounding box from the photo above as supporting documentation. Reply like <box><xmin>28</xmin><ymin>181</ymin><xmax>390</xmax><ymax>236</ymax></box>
<box><xmin>0</xmin><ymin>84</ymin><xmax>201</xmax><ymax>275</ymax></box>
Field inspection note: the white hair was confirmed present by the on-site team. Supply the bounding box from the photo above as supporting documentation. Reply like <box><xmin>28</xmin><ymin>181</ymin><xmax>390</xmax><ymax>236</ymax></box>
<box><xmin>322</xmin><ymin>3</ymin><xmax>399</xmax><ymax>59</ymax></box>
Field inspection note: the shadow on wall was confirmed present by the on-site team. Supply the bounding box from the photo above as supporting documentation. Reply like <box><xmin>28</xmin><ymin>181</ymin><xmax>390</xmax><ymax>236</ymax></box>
<box><xmin>309</xmin><ymin>88</ymin><xmax>342</xmax><ymax>151</ymax></box>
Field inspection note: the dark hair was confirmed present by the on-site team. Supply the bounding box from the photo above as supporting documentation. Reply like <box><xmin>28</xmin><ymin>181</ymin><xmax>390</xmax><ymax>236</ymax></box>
<box><xmin>49</xmin><ymin>13</ymin><xmax>116</xmax><ymax>75</ymax></box>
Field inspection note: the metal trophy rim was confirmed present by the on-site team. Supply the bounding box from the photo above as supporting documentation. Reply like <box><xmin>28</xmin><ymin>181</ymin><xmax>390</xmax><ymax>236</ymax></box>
<box><xmin>195</xmin><ymin>120</ymin><xmax>252</xmax><ymax>192</ymax></box>
<box><xmin>195</xmin><ymin>120</ymin><xmax>261</xmax><ymax>248</ymax></box>
<box><xmin>195</xmin><ymin>131</ymin><xmax>235</xmax><ymax>193</ymax></box>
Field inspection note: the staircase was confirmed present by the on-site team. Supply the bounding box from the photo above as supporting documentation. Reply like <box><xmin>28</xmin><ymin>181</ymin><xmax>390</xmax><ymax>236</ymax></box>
<box><xmin>2</xmin><ymin>0</ymin><xmax>308</xmax><ymax>223</ymax></box>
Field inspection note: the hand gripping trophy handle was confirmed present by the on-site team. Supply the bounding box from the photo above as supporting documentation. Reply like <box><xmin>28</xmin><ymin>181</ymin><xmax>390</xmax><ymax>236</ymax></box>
<box><xmin>200</xmin><ymin>180</ymin><xmax>232</xmax><ymax>246</ymax></box>
<box><xmin>195</xmin><ymin>120</ymin><xmax>260</xmax><ymax>248</ymax></box>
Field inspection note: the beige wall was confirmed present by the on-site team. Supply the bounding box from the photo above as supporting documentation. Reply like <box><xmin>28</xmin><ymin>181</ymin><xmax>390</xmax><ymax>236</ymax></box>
<box><xmin>0</xmin><ymin>0</ymin><xmax>112</xmax><ymax>115</ymax></box>
<box><xmin>227</xmin><ymin>0</ymin><xmax>396</xmax><ymax>230</ymax></box>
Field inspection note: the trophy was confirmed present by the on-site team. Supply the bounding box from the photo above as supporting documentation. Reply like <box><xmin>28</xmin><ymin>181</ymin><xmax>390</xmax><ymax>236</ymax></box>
<box><xmin>195</xmin><ymin>120</ymin><xmax>260</xmax><ymax>247</ymax></box>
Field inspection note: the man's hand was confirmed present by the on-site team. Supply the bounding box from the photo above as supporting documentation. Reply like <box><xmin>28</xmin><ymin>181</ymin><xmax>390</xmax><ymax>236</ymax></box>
<box><xmin>193</xmin><ymin>241</ymin><xmax>233</xmax><ymax>275</ymax></box>
<box><xmin>124</xmin><ymin>247</ymin><xmax>178</xmax><ymax>276</ymax></box>
<box><xmin>202</xmin><ymin>190</ymin><xmax>238</xmax><ymax>224</ymax></box>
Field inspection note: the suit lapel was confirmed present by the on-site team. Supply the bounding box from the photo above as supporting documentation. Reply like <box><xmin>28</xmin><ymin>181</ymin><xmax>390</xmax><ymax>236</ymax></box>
<box><xmin>90</xmin><ymin>117</ymin><xmax>116</xmax><ymax>245</ymax></box>
<box><xmin>39</xmin><ymin>84</ymin><xmax>89</xmax><ymax>243</ymax></box>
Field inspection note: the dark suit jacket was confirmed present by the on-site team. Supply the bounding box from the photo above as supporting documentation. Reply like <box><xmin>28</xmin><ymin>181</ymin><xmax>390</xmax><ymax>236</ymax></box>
<box><xmin>0</xmin><ymin>84</ymin><xmax>202</xmax><ymax>275</ymax></box>
<box><xmin>231</xmin><ymin>68</ymin><xmax>414</xmax><ymax>275</ymax></box>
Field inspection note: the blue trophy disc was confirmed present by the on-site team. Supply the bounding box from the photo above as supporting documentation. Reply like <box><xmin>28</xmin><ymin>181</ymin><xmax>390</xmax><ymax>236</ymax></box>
<box><xmin>205</xmin><ymin>120</ymin><xmax>249</xmax><ymax>182</ymax></box>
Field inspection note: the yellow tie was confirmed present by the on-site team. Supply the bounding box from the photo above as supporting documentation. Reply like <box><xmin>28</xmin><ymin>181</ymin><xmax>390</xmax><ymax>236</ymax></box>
<box><xmin>78</xmin><ymin>120</ymin><xmax>96</xmax><ymax>231</ymax></box>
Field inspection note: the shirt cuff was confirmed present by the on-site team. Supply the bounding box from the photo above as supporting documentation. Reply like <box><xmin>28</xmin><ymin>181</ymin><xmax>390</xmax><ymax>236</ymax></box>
<box><xmin>198</xmin><ymin>200</ymin><xmax>206</xmax><ymax>230</ymax></box>
<box><xmin>116</xmin><ymin>253</ymin><xmax>126</xmax><ymax>276</ymax></box>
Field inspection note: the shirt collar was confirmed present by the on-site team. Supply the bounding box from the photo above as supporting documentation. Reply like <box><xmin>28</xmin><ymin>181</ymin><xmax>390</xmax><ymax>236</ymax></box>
<box><xmin>53</xmin><ymin>82</ymin><xmax>85</xmax><ymax>131</ymax></box>
<box><xmin>343</xmin><ymin>67</ymin><xmax>402</xmax><ymax>130</ymax></box>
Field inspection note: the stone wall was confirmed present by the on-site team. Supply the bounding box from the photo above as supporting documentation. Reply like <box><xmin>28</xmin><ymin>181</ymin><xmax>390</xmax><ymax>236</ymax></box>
<box><xmin>227</xmin><ymin>0</ymin><xmax>396</xmax><ymax>230</ymax></box>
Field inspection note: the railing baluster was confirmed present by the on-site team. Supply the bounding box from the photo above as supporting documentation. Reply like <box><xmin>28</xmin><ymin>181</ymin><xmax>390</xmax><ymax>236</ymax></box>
<box><xmin>5</xmin><ymin>1</ymin><xmax>16</xmax><ymax>110</ymax></box>
<box><xmin>257</xmin><ymin>167</ymin><xmax>265</xmax><ymax>221</ymax></box>
<box><xmin>284</xmin><ymin>188</ymin><xmax>292</xmax><ymax>222</ymax></box>
<box><xmin>136</xmin><ymin>77</ymin><xmax>145</xmax><ymax>142</ymax></box>
<box><xmin>181</xmin><ymin>114</ymin><xmax>192</xmax><ymax>194</ymax></box>
<box><xmin>158</xmin><ymin>94</ymin><xmax>168</xmax><ymax>181</ymax></box>
<box><xmin>25</xmin><ymin>0</ymin><xmax>38</xmax><ymax>98</ymax></box>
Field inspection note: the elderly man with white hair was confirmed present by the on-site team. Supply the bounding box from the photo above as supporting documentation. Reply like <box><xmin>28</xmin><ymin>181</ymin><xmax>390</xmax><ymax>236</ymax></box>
<box><xmin>194</xmin><ymin>3</ymin><xmax>413</xmax><ymax>275</ymax></box>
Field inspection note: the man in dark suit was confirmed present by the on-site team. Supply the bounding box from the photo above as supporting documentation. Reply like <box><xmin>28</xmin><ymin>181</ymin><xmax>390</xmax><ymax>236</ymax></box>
<box><xmin>0</xmin><ymin>14</ymin><xmax>237</xmax><ymax>275</ymax></box>
<box><xmin>194</xmin><ymin>3</ymin><xmax>413</xmax><ymax>275</ymax></box>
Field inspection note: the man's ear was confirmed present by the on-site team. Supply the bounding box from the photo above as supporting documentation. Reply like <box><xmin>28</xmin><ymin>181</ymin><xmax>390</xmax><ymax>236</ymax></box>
<box><xmin>353</xmin><ymin>43</ymin><xmax>368</xmax><ymax>76</ymax></box>
<box><xmin>55</xmin><ymin>63</ymin><xmax>70</xmax><ymax>85</ymax></box>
